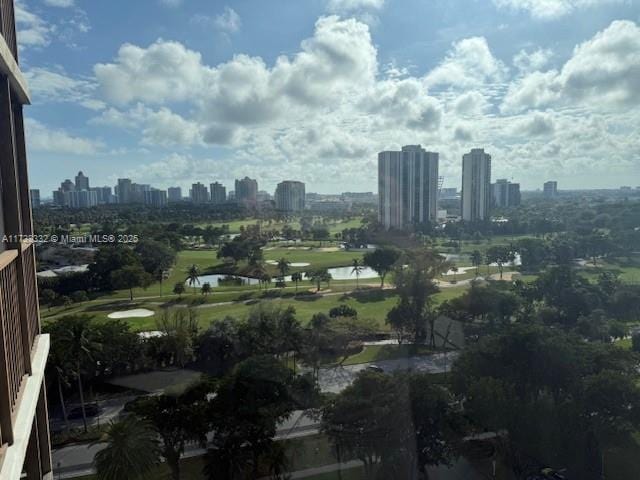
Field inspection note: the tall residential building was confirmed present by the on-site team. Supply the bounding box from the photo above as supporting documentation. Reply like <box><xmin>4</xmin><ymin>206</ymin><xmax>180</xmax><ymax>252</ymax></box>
<box><xmin>0</xmin><ymin>1</ymin><xmax>53</xmax><ymax>477</ymax></box>
<box><xmin>167</xmin><ymin>187</ymin><xmax>182</xmax><ymax>202</ymax></box>
<box><xmin>544</xmin><ymin>181</ymin><xmax>558</xmax><ymax>198</ymax></box>
<box><xmin>210</xmin><ymin>182</ymin><xmax>227</xmax><ymax>204</ymax></box>
<box><xmin>116</xmin><ymin>178</ymin><xmax>132</xmax><ymax>204</ymax></box>
<box><xmin>143</xmin><ymin>189</ymin><xmax>168</xmax><ymax>208</ymax></box>
<box><xmin>378</xmin><ymin>145</ymin><xmax>439</xmax><ymax>229</ymax></box>
<box><xmin>74</xmin><ymin>171</ymin><xmax>89</xmax><ymax>191</ymax></box>
<box><xmin>492</xmin><ymin>179</ymin><xmax>521</xmax><ymax>208</ymax></box>
<box><xmin>60</xmin><ymin>179</ymin><xmax>75</xmax><ymax>192</ymax></box>
<box><xmin>461</xmin><ymin>148</ymin><xmax>492</xmax><ymax>222</ymax></box>
<box><xmin>190</xmin><ymin>182</ymin><xmax>209</xmax><ymax>204</ymax></box>
<box><xmin>235</xmin><ymin>177</ymin><xmax>258</xmax><ymax>207</ymax></box>
<box><xmin>90</xmin><ymin>186</ymin><xmax>115</xmax><ymax>204</ymax></box>
<box><xmin>275</xmin><ymin>181</ymin><xmax>306</xmax><ymax>212</ymax></box>
<box><xmin>63</xmin><ymin>190</ymin><xmax>98</xmax><ymax>208</ymax></box>
<box><xmin>30</xmin><ymin>190</ymin><xmax>40</xmax><ymax>208</ymax></box>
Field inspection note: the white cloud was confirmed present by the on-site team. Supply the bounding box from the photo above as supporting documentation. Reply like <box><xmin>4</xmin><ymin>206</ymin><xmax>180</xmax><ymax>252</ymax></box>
<box><xmin>492</xmin><ymin>0</ymin><xmax>623</xmax><ymax>20</ymax></box>
<box><xmin>452</xmin><ymin>91</ymin><xmax>490</xmax><ymax>116</ymax></box>
<box><xmin>15</xmin><ymin>0</ymin><xmax>53</xmax><ymax>47</ymax></box>
<box><xmin>24</xmin><ymin>67</ymin><xmax>99</xmax><ymax>106</ymax></box>
<box><xmin>44</xmin><ymin>0</ymin><xmax>74</xmax><ymax>7</ymax></box>
<box><xmin>513</xmin><ymin>48</ymin><xmax>553</xmax><ymax>74</ymax></box>
<box><xmin>214</xmin><ymin>7</ymin><xmax>242</xmax><ymax>33</ymax></box>
<box><xmin>502</xmin><ymin>20</ymin><xmax>640</xmax><ymax>112</ymax></box>
<box><xmin>425</xmin><ymin>37</ymin><xmax>508</xmax><ymax>88</ymax></box>
<box><xmin>327</xmin><ymin>0</ymin><xmax>384</xmax><ymax>13</ymax></box>
<box><xmin>511</xmin><ymin>112</ymin><xmax>556</xmax><ymax>136</ymax></box>
<box><xmin>26</xmin><ymin>119</ymin><xmax>103</xmax><ymax>155</ymax></box>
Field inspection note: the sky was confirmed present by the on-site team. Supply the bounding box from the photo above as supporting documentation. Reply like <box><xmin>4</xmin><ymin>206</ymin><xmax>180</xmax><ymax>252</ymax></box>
<box><xmin>15</xmin><ymin>0</ymin><xmax>640</xmax><ymax>196</ymax></box>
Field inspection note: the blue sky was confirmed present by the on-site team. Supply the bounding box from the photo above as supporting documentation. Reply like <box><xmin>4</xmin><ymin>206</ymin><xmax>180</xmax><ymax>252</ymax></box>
<box><xmin>15</xmin><ymin>0</ymin><xmax>640</xmax><ymax>196</ymax></box>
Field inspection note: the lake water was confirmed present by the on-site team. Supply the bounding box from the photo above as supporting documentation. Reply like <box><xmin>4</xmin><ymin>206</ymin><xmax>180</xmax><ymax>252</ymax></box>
<box><xmin>188</xmin><ymin>265</ymin><xmax>380</xmax><ymax>288</ymax></box>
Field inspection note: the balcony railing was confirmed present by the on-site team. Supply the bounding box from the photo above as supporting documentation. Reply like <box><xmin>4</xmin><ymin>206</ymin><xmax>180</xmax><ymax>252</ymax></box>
<box><xmin>0</xmin><ymin>242</ymin><xmax>40</xmax><ymax>450</ymax></box>
<box><xmin>0</xmin><ymin>0</ymin><xmax>17</xmax><ymax>62</ymax></box>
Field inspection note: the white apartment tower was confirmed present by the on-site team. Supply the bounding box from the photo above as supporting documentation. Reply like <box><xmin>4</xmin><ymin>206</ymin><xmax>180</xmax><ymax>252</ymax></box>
<box><xmin>378</xmin><ymin>145</ymin><xmax>439</xmax><ymax>229</ymax></box>
<box><xmin>461</xmin><ymin>148</ymin><xmax>492</xmax><ymax>221</ymax></box>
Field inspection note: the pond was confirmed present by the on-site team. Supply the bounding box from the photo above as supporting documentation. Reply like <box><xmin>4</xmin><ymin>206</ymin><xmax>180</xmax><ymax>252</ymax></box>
<box><xmin>187</xmin><ymin>265</ymin><xmax>380</xmax><ymax>288</ymax></box>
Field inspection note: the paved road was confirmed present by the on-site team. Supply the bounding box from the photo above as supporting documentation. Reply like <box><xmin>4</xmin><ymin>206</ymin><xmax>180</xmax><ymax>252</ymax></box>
<box><xmin>316</xmin><ymin>352</ymin><xmax>458</xmax><ymax>393</ymax></box>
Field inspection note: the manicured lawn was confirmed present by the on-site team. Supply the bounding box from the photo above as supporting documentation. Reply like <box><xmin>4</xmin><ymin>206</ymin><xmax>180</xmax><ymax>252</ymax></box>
<box><xmin>41</xmin><ymin>285</ymin><xmax>468</xmax><ymax>333</ymax></box>
<box><xmin>197</xmin><ymin>216</ymin><xmax>364</xmax><ymax>235</ymax></box>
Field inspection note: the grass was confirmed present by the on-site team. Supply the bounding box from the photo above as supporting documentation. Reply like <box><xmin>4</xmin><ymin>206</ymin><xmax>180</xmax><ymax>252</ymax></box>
<box><xmin>196</xmin><ymin>216</ymin><xmax>364</xmax><ymax>235</ymax></box>
<box><xmin>42</xmin><ymin>284</ymin><xmax>468</xmax><ymax>333</ymax></box>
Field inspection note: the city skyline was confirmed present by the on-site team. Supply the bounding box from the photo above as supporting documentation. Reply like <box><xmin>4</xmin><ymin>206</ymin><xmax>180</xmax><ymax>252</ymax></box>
<box><xmin>16</xmin><ymin>0</ymin><xmax>640</xmax><ymax>194</ymax></box>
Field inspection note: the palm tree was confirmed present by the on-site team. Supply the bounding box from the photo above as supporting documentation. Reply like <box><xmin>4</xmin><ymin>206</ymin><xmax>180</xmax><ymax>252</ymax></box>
<box><xmin>276</xmin><ymin>257</ymin><xmax>291</xmax><ymax>285</ymax></box>
<box><xmin>351</xmin><ymin>258</ymin><xmax>364</xmax><ymax>289</ymax></box>
<box><xmin>186</xmin><ymin>264</ymin><xmax>200</xmax><ymax>294</ymax></box>
<box><xmin>470</xmin><ymin>250</ymin><xmax>483</xmax><ymax>278</ymax></box>
<box><xmin>306</xmin><ymin>269</ymin><xmax>329</xmax><ymax>292</ymax></box>
<box><xmin>201</xmin><ymin>283</ymin><xmax>212</xmax><ymax>296</ymax></box>
<box><xmin>291</xmin><ymin>272</ymin><xmax>303</xmax><ymax>292</ymax></box>
<box><xmin>93</xmin><ymin>417</ymin><xmax>160</xmax><ymax>480</ymax></box>
<box><xmin>59</xmin><ymin>316</ymin><xmax>100</xmax><ymax>433</ymax></box>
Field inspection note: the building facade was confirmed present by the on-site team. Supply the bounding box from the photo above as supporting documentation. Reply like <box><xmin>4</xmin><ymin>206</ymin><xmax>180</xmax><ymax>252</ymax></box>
<box><xmin>235</xmin><ymin>177</ymin><xmax>258</xmax><ymax>207</ymax></box>
<box><xmin>167</xmin><ymin>187</ymin><xmax>182</xmax><ymax>202</ymax></box>
<box><xmin>210</xmin><ymin>182</ymin><xmax>226</xmax><ymax>204</ymax></box>
<box><xmin>0</xmin><ymin>1</ymin><xmax>53</xmax><ymax>477</ymax></box>
<box><xmin>143</xmin><ymin>189</ymin><xmax>168</xmax><ymax>208</ymax></box>
<box><xmin>116</xmin><ymin>178</ymin><xmax>132</xmax><ymax>204</ymax></box>
<box><xmin>29</xmin><ymin>190</ymin><xmax>40</xmax><ymax>208</ymax></box>
<box><xmin>74</xmin><ymin>171</ymin><xmax>89</xmax><ymax>191</ymax></box>
<box><xmin>543</xmin><ymin>181</ymin><xmax>558</xmax><ymax>198</ymax></box>
<box><xmin>378</xmin><ymin>145</ymin><xmax>439</xmax><ymax>229</ymax></box>
<box><xmin>275</xmin><ymin>181</ymin><xmax>305</xmax><ymax>212</ymax></box>
<box><xmin>190</xmin><ymin>182</ymin><xmax>209</xmax><ymax>204</ymax></box>
<box><xmin>492</xmin><ymin>179</ymin><xmax>521</xmax><ymax>208</ymax></box>
<box><xmin>461</xmin><ymin>148</ymin><xmax>492</xmax><ymax>222</ymax></box>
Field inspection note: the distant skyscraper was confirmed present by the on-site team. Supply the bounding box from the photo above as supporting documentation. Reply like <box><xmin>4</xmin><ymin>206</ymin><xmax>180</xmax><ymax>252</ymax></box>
<box><xmin>168</xmin><ymin>187</ymin><xmax>182</xmax><ymax>202</ymax></box>
<box><xmin>60</xmin><ymin>179</ymin><xmax>75</xmax><ymax>192</ymax></box>
<box><xmin>191</xmin><ymin>182</ymin><xmax>209</xmax><ymax>204</ymax></box>
<box><xmin>117</xmin><ymin>178</ymin><xmax>132</xmax><ymax>204</ymax></box>
<box><xmin>544</xmin><ymin>181</ymin><xmax>558</xmax><ymax>198</ymax></box>
<box><xmin>91</xmin><ymin>186</ymin><xmax>115</xmax><ymax>204</ymax></box>
<box><xmin>75</xmin><ymin>171</ymin><xmax>89</xmax><ymax>190</ymax></box>
<box><xmin>235</xmin><ymin>177</ymin><xmax>258</xmax><ymax>207</ymax></box>
<box><xmin>30</xmin><ymin>189</ymin><xmax>40</xmax><ymax>208</ymax></box>
<box><xmin>210</xmin><ymin>182</ymin><xmax>227</xmax><ymax>204</ymax></box>
<box><xmin>144</xmin><ymin>189</ymin><xmax>168</xmax><ymax>208</ymax></box>
<box><xmin>461</xmin><ymin>148</ymin><xmax>492</xmax><ymax>221</ymax></box>
<box><xmin>275</xmin><ymin>181</ymin><xmax>306</xmax><ymax>212</ymax></box>
<box><xmin>378</xmin><ymin>145</ymin><xmax>439</xmax><ymax>229</ymax></box>
<box><xmin>63</xmin><ymin>189</ymin><xmax>98</xmax><ymax>208</ymax></box>
<box><xmin>492</xmin><ymin>179</ymin><xmax>521</xmax><ymax>208</ymax></box>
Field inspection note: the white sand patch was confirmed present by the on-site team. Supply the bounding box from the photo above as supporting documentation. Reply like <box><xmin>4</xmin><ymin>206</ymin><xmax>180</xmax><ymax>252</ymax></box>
<box><xmin>108</xmin><ymin>309</ymin><xmax>155</xmax><ymax>319</ymax></box>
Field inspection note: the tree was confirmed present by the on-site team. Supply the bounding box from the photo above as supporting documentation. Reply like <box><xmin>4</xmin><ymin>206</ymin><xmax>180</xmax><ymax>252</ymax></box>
<box><xmin>469</xmin><ymin>250</ymin><xmax>483</xmax><ymax>277</ymax></box>
<box><xmin>186</xmin><ymin>264</ymin><xmax>200</xmax><ymax>294</ymax></box>
<box><xmin>134</xmin><ymin>239</ymin><xmax>176</xmax><ymax>275</ymax></box>
<box><xmin>207</xmin><ymin>356</ymin><xmax>299</xmax><ymax>479</ymax></box>
<box><xmin>363</xmin><ymin>247</ymin><xmax>400</xmax><ymax>288</ymax></box>
<box><xmin>632</xmin><ymin>333</ymin><xmax>640</xmax><ymax>353</ymax></box>
<box><xmin>201</xmin><ymin>283</ymin><xmax>212</xmax><ymax>296</ymax></box>
<box><xmin>89</xmin><ymin>246</ymin><xmax>143</xmax><ymax>291</ymax></box>
<box><xmin>276</xmin><ymin>257</ymin><xmax>291</xmax><ymax>284</ymax></box>
<box><xmin>486</xmin><ymin>245</ymin><xmax>515</xmax><ymax>280</ymax></box>
<box><xmin>132</xmin><ymin>381</ymin><xmax>213</xmax><ymax>480</ymax></box>
<box><xmin>93</xmin><ymin>417</ymin><xmax>160</xmax><ymax>480</ymax></box>
<box><xmin>110</xmin><ymin>266</ymin><xmax>153</xmax><ymax>301</ymax></box>
<box><xmin>329</xmin><ymin>304</ymin><xmax>358</xmax><ymax>319</ymax></box>
<box><xmin>306</xmin><ymin>268</ymin><xmax>330</xmax><ymax>292</ymax></box>
<box><xmin>173</xmin><ymin>282</ymin><xmax>185</xmax><ymax>297</ymax></box>
<box><xmin>351</xmin><ymin>258</ymin><xmax>364</xmax><ymax>289</ymax></box>
<box><xmin>40</xmin><ymin>288</ymin><xmax>57</xmax><ymax>310</ymax></box>
<box><xmin>291</xmin><ymin>272</ymin><xmax>303</xmax><ymax>292</ymax></box>
<box><xmin>322</xmin><ymin>371</ymin><xmax>463</xmax><ymax>478</ymax></box>
<box><xmin>51</xmin><ymin>316</ymin><xmax>100</xmax><ymax>433</ymax></box>
<box><xmin>389</xmin><ymin>250</ymin><xmax>448</xmax><ymax>345</ymax></box>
